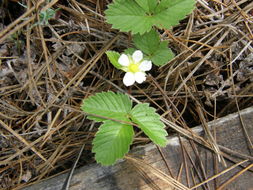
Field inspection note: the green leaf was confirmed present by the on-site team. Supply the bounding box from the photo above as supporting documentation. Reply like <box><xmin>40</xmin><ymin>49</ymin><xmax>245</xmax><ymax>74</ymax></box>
<box><xmin>106</xmin><ymin>51</ymin><xmax>122</xmax><ymax>69</ymax></box>
<box><xmin>81</xmin><ymin>91</ymin><xmax>132</xmax><ymax>122</ymax></box>
<box><xmin>130</xmin><ymin>103</ymin><xmax>168</xmax><ymax>146</ymax></box>
<box><xmin>135</xmin><ymin>0</ymin><xmax>157</xmax><ymax>13</ymax></box>
<box><xmin>133</xmin><ymin>29</ymin><xmax>174</xmax><ymax>66</ymax></box>
<box><xmin>153</xmin><ymin>0</ymin><xmax>196</xmax><ymax>29</ymax></box>
<box><xmin>92</xmin><ymin>118</ymin><xmax>134</xmax><ymax>165</ymax></box>
<box><xmin>105</xmin><ymin>0</ymin><xmax>195</xmax><ymax>34</ymax></box>
<box><xmin>105</xmin><ymin>0</ymin><xmax>152</xmax><ymax>35</ymax></box>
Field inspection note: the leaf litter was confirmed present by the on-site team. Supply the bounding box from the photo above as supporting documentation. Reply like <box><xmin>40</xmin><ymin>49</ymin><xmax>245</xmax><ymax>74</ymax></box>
<box><xmin>0</xmin><ymin>0</ymin><xmax>252</xmax><ymax>189</ymax></box>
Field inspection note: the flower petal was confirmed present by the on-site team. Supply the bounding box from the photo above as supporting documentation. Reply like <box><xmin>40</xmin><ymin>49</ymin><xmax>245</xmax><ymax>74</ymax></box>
<box><xmin>123</xmin><ymin>72</ymin><xmax>135</xmax><ymax>86</ymax></box>
<box><xmin>134</xmin><ymin>72</ymin><xmax>146</xmax><ymax>84</ymax></box>
<box><xmin>118</xmin><ymin>54</ymin><xmax>130</xmax><ymax>66</ymax></box>
<box><xmin>132</xmin><ymin>50</ymin><xmax>143</xmax><ymax>63</ymax></box>
<box><xmin>139</xmin><ymin>60</ymin><xmax>152</xmax><ymax>71</ymax></box>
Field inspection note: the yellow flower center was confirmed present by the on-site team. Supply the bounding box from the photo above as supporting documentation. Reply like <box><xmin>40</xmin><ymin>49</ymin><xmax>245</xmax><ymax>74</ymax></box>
<box><xmin>128</xmin><ymin>63</ymin><xmax>139</xmax><ymax>73</ymax></box>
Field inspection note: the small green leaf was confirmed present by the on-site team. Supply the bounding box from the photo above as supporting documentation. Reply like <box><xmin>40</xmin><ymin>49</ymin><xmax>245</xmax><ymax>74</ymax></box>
<box><xmin>105</xmin><ymin>0</ymin><xmax>196</xmax><ymax>34</ymax></box>
<box><xmin>130</xmin><ymin>103</ymin><xmax>168</xmax><ymax>146</ymax></box>
<box><xmin>106</xmin><ymin>51</ymin><xmax>122</xmax><ymax>69</ymax></box>
<box><xmin>81</xmin><ymin>91</ymin><xmax>132</xmax><ymax>122</ymax></box>
<box><xmin>124</xmin><ymin>48</ymin><xmax>136</xmax><ymax>55</ymax></box>
<box><xmin>150</xmin><ymin>41</ymin><xmax>174</xmax><ymax>66</ymax></box>
<box><xmin>133</xmin><ymin>29</ymin><xmax>160</xmax><ymax>54</ymax></box>
<box><xmin>92</xmin><ymin>118</ymin><xmax>134</xmax><ymax>165</ymax></box>
<box><xmin>133</xmin><ymin>29</ymin><xmax>174</xmax><ymax>66</ymax></box>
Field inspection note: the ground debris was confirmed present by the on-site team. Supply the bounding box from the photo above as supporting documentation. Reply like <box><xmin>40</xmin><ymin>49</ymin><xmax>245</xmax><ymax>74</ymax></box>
<box><xmin>0</xmin><ymin>0</ymin><xmax>252</xmax><ymax>189</ymax></box>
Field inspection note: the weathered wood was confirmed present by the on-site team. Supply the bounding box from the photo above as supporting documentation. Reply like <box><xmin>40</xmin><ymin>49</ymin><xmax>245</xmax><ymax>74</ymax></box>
<box><xmin>23</xmin><ymin>107</ymin><xmax>253</xmax><ymax>190</ymax></box>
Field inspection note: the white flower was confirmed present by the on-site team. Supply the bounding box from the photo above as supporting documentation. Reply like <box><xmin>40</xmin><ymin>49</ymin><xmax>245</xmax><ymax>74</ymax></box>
<box><xmin>118</xmin><ymin>50</ymin><xmax>152</xmax><ymax>86</ymax></box>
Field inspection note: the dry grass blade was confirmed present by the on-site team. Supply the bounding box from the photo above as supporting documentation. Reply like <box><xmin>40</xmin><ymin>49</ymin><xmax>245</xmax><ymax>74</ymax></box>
<box><xmin>217</xmin><ymin>163</ymin><xmax>253</xmax><ymax>190</ymax></box>
<box><xmin>190</xmin><ymin>159</ymin><xmax>249</xmax><ymax>189</ymax></box>
<box><xmin>173</xmin><ymin>29</ymin><xmax>230</xmax><ymax>96</ymax></box>
<box><xmin>0</xmin><ymin>120</ymin><xmax>47</xmax><ymax>162</ymax></box>
<box><xmin>0</xmin><ymin>0</ymin><xmax>59</xmax><ymax>43</ymax></box>
<box><xmin>0</xmin><ymin>135</ymin><xmax>45</xmax><ymax>166</ymax></box>
<box><xmin>126</xmin><ymin>156</ymin><xmax>191</xmax><ymax>190</ymax></box>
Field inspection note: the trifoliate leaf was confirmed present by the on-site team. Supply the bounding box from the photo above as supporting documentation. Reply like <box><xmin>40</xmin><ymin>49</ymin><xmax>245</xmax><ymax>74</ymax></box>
<box><xmin>106</xmin><ymin>51</ymin><xmax>122</xmax><ymax>69</ymax></box>
<box><xmin>105</xmin><ymin>0</ymin><xmax>196</xmax><ymax>34</ymax></box>
<box><xmin>81</xmin><ymin>91</ymin><xmax>132</xmax><ymax>122</ymax></box>
<box><xmin>130</xmin><ymin>103</ymin><xmax>168</xmax><ymax>146</ymax></box>
<box><xmin>92</xmin><ymin>118</ymin><xmax>134</xmax><ymax>165</ymax></box>
<box><xmin>133</xmin><ymin>29</ymin><xmax>174</xmax><ymax>66</ymax></box>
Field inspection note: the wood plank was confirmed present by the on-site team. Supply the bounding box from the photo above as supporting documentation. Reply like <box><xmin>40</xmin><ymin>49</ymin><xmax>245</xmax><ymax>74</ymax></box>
<box><xmin>23</xmin><ymin>107</ymin><xmax>253</xmax><ymax>190</ymax></box>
